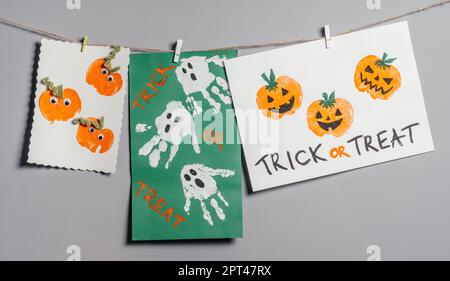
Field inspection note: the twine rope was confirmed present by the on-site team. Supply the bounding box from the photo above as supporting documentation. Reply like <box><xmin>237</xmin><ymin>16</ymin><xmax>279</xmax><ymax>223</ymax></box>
<box><xmin>0</xmin><ymin>0</ymin><xmax>449</xmax><ymax>52</ymax></box>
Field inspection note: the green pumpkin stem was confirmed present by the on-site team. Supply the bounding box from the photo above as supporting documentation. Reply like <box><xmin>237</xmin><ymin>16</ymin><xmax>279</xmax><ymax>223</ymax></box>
<box><xmin>319</xmin><ymin>91</ymin><xmax>336</xmax><ymax>109</ymax></box>
<box><xmin>376</xmin><ymin>52</ymin><xmax>397</xmax><ymax>70</ymax></box>
<box><xmin>261</xmin><ymin>69</ymin><xmax>278</xmax><ymax>91</ymax></box>
<box><xmin>104</xmin><ymin>45</ymin><xmax>121</xmax><ymax>73</ymax></box>
<box><xmin>41</xmin><ymin>77</ymin><xmax>64</xmax><ymax>99</ymax></box>
<box><xmin>72</xmin><ymin>116</ymin><xmax>104</xmax><ymax>130</ymax></box>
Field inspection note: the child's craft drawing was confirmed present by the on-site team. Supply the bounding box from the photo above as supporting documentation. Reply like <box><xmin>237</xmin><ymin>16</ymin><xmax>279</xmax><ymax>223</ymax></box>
<box><xmin>175</xmin><ymin>56</ymin><xmax>232</xmax><ymax>115</ymax></box>
<box><xmin>256</xmin><ymin>69</ymin><xmax>303</xmax><ymax>120</ymax></box>
<box><xmin>354</xmin><ymin>53</ymin><xmax>401</xmax><ymax>100</ymax></box>
<box><xmin>225</xmin><ymin>22</ymin><xmax>434</xmax><ymax>191</ymax></box>
<box><xmin>180</xmin><ymin>163</ymin><xmax>235</xmax><ymax>226</ymax></box>
<box><xmin>138</xmin><ymin>101</ymin><xmax>200</xmax><ymax>169</ymax></box>
<box><xmin>27</xmin><ymin>39</ymin><xmax>130</xmax><ymax>173</ymax></box>
<box><xmin>39</xmin><ymin>77</ymin><xmax>81</xmax><ymax>123</ymax></box>
<box><xmin>86</xmin><ymin>45</ymin><xmax>124</xmax><ymax>96</ymax></box>
<box><xmin>72</xmin><ymin>117</ymin><xmax>114</xmax><ymax>154</ymax></box>
<box><xmin>306</xmin><ymin>92</ymin><xmax>353</xmax><ymax>137</ymax></box>
<box><xmin>130</xmin><ymin>50</ymin><xmax>242</xmax><ymax>240</ymax></box>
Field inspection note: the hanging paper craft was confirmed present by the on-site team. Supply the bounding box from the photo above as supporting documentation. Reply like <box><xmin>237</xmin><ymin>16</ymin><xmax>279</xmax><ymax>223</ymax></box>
<box><xmin>27</xmin><ymin>39</ymin><xmax>130</xmax><ymax>173</ymax></box>
<box><xmin>225</xmin><ymin>21</ymin><xmax>434</xmax><ymax>192</ymax></box>
<box><xmin>129</xmin><ymin>50</ymin><xmax>242</xmax><ymax>240</ymax></box>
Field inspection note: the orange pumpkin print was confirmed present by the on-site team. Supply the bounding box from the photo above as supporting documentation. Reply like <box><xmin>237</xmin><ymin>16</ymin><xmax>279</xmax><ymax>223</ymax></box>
<box><xmin>256</xmin><ymin>69</ymin><xmax>303</xmax><ymax>120</ymax></box>
<box><xmin>72</xmin><ymin>117</ymin><xmax>114</xmax><ymax>154</ymax></box>
<box><xmin>354</xmin><ymin>53</ymin><xmax>401</xmax><ymax>100</ymax></box>
<box><xmin>307</xmin><ymin>92</ymin><xmax>353</xmax><ymax>137</ymax></box>
<box><xmin>39</xmin><ymin>77</ymin><xmax>81</xmax><ymax>123</ymax></box>
<box><xmin>86</xmin><ymin>46</ymin><xmax>123</xmax><ymax>96</ymax></box>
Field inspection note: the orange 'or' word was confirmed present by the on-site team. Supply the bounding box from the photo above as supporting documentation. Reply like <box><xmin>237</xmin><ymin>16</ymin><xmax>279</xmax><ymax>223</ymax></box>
<box><xmin>329</xmin><ymin>145</ymin><xmax>351</xmax><ymax>159</ymax></box>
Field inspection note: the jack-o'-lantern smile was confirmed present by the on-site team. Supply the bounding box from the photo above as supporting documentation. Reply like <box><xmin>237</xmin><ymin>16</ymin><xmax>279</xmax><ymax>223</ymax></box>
<box><xmin>307</xmin><ymin>91</ymin><xmax>354</xmax><ymax>137</ymax></box>
<box><xmin>359</xmin><ymin>72</ymin><xmax>393</xmax><ymax>96</ymax></box>
<box><xmin>269</xmin><ymin>95</ymin><xmax>295</xmax><ymax>114</ymax></box>
<box><xmin>317</xmin><ymin>118</ymin><xmax>343</xmax><ymax>131</ymax></box>
<box><xmin>354</xmin><ymin>53</ymin><xmax>401</xmax><ymax>100</ymax></box>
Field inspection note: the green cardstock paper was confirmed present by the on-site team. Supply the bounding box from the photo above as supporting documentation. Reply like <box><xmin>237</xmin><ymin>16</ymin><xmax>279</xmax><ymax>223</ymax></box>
<box><xmin>129</xmin><ymin>50</ymin><xmax>243</xmax><ymax>241</ymax></box>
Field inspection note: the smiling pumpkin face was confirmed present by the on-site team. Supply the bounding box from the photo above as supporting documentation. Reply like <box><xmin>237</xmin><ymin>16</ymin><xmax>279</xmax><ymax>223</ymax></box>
<box><xmin>354</xmin><ymin>53</ymin><xmax>401</xmax><ymax>100</ymax></box>
<box><xmin>307</xmin><ymin>92</ymin><xmax>353</xmax><ymax>137</ymax></box>
<box><xmin>256</xmin><ymin>69</ymin><xmax>303</xmax><ymax>120</ymax></box>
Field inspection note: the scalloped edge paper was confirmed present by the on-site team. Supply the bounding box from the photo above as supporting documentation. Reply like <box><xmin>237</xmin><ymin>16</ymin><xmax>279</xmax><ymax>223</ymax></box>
<box><xmin>27</xmin><ymin>38</ymin><xmax>130</xmax><ymax>173</ymax></box>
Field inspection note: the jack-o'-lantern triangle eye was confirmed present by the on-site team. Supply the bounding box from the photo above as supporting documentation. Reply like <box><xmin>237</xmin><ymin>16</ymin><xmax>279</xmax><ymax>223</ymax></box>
<box><xmin>267</xmin><ymin>96</ymin><xmax>274</xmax><ymax>103</ymax></box>
<box><xmin>383</xmin><ymin>78</ymin><xmax>393</xmax><ymax>85</ymax></box>
<box><xmin>316</xmin><ymin>111</ymin><xmax>322</xmax><ymax>119</ymax></box>
<box><xmin>336</xmin><ymin>109</ymin><xmax>342</xmax><ymax>116</ymax></box>
<box><xmin>365</xmin><ymin>66</ymin><xmax>374</xmax><ymax>73</ymax></box>
<box><xmin>282</xmin><ymin>88</ymin><xmax>289</xmax><ymax>96</ymax></box>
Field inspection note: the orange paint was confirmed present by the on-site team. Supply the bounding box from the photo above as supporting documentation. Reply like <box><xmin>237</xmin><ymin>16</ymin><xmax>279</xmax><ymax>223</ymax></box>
<box><xmin>256</xmin><ymin>69</ymin><xmax>303</xmax><ymax>120</ymax></box>
<box><xmin>135</xmin><ymin>180</ymin><xmax>186</xmax><ymax>229</ymax></box>
<box><xmin>330</xmin><ymin>146</ymin><xmax>351</xmax><ymax>159</ymax></box>
<box><xmin>132</xmin><ymin>65</ymin><xmax>175</xmax><ymax>111</ymax></box>
<box><xmin>354</xmin><ymin>53</ymin><xmax>401</xmax><ymax>100</ymax></box>
<box><xmin>307</xmin><ymin>92</ymin><xmax>353</xmax><ymax>137</ymax></box>
<box><xmin>203</xmin><ymin>129</ymin><xmax>223</xmax><ymax>151</ymax></box>
<box><xmin>39</xmin><ymin>88</ymin><xmax>81</xmax><ymax>122</ymax></box>
<box><xmin>86</xmin><ymin>58</ymin><xmax>123</xmax><ymax>96</ymax></box>
<box><xmin>74</xmin><ymin>117</ymin><xmax>114</xmax><ymax>154</ymax></box>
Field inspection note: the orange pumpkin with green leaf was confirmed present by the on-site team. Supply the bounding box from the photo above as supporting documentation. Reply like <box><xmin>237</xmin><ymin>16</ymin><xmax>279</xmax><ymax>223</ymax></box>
<box><xmin>72</xmin><ymin>117</ymin><xmax>114</xmax><ymax>154</ymax></box>
<box><xmin>86</xmin><ymin>46</ymin><xmax>123</xmax><ymax>96</ymax></box>
<box><xmin>39</xmin><ymin>77</ymin><xmax>81</xmax><ymax>123</ymax></box>
<box><xmin>256</xmin><ymin>69</ymin><xmax>303</xmax><ymax>120</ymax></box>
<box><xmin>307</xmin><ymin>91</ymin><xmax>353</xmax><ymax>137</ymax></box>
<box><xmin>354</xmin><ymin>53</ymin><xmax>401</xmax><ymax>100</ymax></box>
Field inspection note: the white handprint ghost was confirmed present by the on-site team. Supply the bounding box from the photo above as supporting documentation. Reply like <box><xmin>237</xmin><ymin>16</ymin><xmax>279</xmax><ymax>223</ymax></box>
<box><xmin>175</xmin><ymin>56</ymin><xmax>232</xmax><ymax>115</ymax></box>
<box><xmin>139</xmin><ymin>101</ymin><xmax>200</xmax><ymax>169</ymax></box>
<box><xmin>180</xmin><ymin>163</ymin><xmax>235</xmax><ymax>226</ymax></box>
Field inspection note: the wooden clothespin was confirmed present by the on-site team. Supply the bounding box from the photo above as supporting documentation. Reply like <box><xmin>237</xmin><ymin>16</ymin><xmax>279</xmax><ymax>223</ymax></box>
<box><xmin>173</xmin><ymin>39</ymin><xmax>183</xmax><ymax>63</ymax></box>
<box><xmin>323</xmin><ymin>25</ymin><xmax>332</xmax><ymax>49</ymax></box>
<box><xmin>81</xmin><ymin>36</ymin><xmax>89</xmax><ymax>52</ymax></box>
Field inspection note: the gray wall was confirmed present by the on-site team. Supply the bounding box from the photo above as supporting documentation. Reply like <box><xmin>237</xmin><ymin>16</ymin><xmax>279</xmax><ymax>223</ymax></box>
<box><xmin>0</xmin><ymin>0</ymin><xmax>449</xmax><ymax>260</ymax></box>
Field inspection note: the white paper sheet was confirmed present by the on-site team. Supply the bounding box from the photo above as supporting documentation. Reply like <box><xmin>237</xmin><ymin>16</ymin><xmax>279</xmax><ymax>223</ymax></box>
<box><xmin>27</xmin><ymin>39</ymin><xmax>130</xmax><ymax>173</ymax></box>
<box><xmin>225</xmin><ymin>21</ymin><xmax>434</xmax><ymax>192</ymax></box>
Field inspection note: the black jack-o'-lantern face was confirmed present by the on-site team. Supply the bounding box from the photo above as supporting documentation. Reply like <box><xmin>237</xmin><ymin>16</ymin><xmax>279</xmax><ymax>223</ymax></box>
<box><xmin>354</xmin><ymin>53</ymin><xmax>401</xmax><ymax>100</ymax></box>
<box><xmin>256</xmin><ymin>69</ymin><xmax>303</xmax><ymax>120</ymax></box>
<box><xmin>307</xmin><ymin>92</ymin><xmax>354</xmax><ymax>137</ymax></box>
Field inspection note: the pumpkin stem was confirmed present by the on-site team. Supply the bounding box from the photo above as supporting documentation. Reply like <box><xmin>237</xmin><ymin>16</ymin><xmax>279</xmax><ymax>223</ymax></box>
<box><xmin>72</xmin><ymin>116</ymin><xmax>104</xmax><ymax>130</ymax></box>
<box><xmin>376</xmin><ymin>52</ymin><xmax>397</xmax><ymax>70</ymax></box>
<box><xmin>41</xmin><ymin>77</ymin><xmax>64</xmax><ymax>99</ymax></box>
<box><xmin>104</xmin><ymin>45</ymin><xmax>121</xmax><ymax>73</ymax></box>
<box><xmin>261</xmin><ymin>69</ymin><xmax>278</xmax><ymax>91</ymax></box>
<box><xmin>319</xmin><ymin>91</ymin><xmax>336</xmax><ymax>109</ymax></box>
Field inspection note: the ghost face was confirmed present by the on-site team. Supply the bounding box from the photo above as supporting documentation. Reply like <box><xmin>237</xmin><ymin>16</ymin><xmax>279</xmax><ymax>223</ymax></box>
<box><xmin>155</xmin><ymin>101</ymin><xmax>195</xmax><ymax>145</ymax></box>
<box><xmin>181</xmin><ymin>164</ymin><xmax>218</xmax><ymax>201</ymax></box>
<box><xmin>175</xmin><ymin>56</ymin><xmax>215</xmax><ymax>95</ymax></box>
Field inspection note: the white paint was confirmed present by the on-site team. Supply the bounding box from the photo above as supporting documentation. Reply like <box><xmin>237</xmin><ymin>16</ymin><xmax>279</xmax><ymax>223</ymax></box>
<box><xmin>180</xmin><ymin>163</ymin><xmax>234</xmax><ymax>226</ymax></box>
<box><xmin>138</xmin><ymin>101</ymin><xmax>200</xmax><ymax>169</ymax></box>
<box><xmin>175</xmin><ymin>55</ymin><xmax>232</xmax><ymax>115</ymax></box>
<box><xmin>135</xmin><ymin>123</ymin><xmax>151</xmax><ymax>133</ymax></box>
